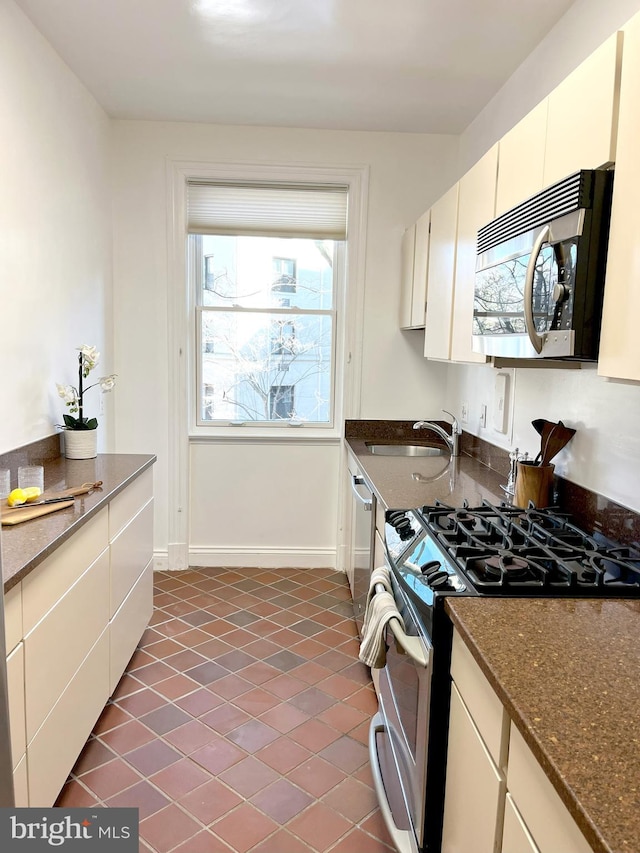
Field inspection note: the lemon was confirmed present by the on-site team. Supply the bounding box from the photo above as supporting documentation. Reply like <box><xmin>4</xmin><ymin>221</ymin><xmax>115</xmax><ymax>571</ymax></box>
<box><xmin>7</xmin><ymin>488</ymin><xmax>26</xmax><ymax>507</ymax></box>
<box><xmin>6</xmin><ymin>487</ymin><xmax>41</xmax><ymax>507</ymax></box>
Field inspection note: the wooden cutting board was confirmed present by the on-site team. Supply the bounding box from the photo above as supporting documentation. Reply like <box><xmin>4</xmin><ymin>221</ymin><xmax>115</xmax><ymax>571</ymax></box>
<box><xmin>1</xmin><ymin>481</ymin><xmax>103</xmax><ymax>526</ymax></box>
<box><xmin>1</xmin><ymin>500</ymin><xmax>75</xmax><ymax>525</ymax></box>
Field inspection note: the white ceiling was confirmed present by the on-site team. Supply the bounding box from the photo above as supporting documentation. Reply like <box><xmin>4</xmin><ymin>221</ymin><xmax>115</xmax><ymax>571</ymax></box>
<box><xmin>15</xmin><ymin>0</ymin><xmax>576</xmax><ymax>133</ymax></box>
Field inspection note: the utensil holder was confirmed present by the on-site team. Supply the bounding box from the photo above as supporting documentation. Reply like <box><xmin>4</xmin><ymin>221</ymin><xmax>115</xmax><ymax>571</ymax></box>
<box><xmin>514</xmin><ymin>461</ymin><xmax>555</xmax><ymax>509</ymax></box>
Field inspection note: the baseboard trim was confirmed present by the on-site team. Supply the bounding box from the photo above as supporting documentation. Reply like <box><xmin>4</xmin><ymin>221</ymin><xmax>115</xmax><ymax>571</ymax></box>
<box><xmin>188</xmin><ymin>546</ymin><xmax>338</xmax><ymax>570</ymax></box>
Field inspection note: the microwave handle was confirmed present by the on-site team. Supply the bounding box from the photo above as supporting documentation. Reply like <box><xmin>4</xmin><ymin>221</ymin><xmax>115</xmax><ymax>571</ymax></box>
<box><xmin>523</xmin><ymin>224</ymin><xmax>550</xmax><ymax>354</ymax></box>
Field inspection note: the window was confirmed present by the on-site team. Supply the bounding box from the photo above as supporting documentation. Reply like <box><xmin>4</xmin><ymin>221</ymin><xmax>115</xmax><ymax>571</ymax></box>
<box><xmin>188</xmin><ymin>181</ymin><xmax>347</xmax><ymax>427</ymax></box>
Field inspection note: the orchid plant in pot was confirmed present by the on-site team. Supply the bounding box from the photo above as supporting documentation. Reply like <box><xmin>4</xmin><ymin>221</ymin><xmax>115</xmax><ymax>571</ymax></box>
<box><xmin>56</xmin><ymin>345</ymin><xmax>116</xmax><ymax>459</ymax></box>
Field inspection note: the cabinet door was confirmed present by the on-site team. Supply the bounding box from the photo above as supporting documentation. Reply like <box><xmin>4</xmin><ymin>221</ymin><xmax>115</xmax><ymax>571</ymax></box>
<box><xmin>442</xmin><ymin>683</ymin><xmax>505</xmax><ymax>853</ymax></box>
<box><xmin>410</xmin><ymin>209</ymin><xmax>430</xmax><ymax>328</ymax></box>
<box><xmin>598</xmin><ymin>14</ymin><xmax>640</xmax><ymax>380</ymax></box>
<box><xmin>424</xmin><ymin>183</ymin><xmax>458</xmax><ymax>360</ymax></box>
<box><xmin>399</xmin><ymin>224</ymin><xmax>416</xmax><ymax>329</ymax></box>
<box><xmin>543</xmin><ymin>31</ymin><xmax>622</xmax><ymax>187</ymax></box>
<box><xmin>507</xmin><ymin>724</ymin><xmax>592</xmax><ymax>853</ymax></box>
<box><xmin>496</xmin><ymin>101</ymin><xmax>547</xmax><ymax>216</ymax></box>
<box><xmin>451</xmin><ymin>145</ymin><xmax>497</xmax><ymax>363</ymax></box>
<box><xmin>502</xmin><ymin>793</ymin><xmax>540</xmax><ymax>853</ymax></box>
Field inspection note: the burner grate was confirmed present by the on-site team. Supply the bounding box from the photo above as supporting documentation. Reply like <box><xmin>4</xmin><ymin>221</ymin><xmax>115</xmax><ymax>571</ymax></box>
<box><xmin>416</xmin><ymin>499</ymin><xmax>640</xmax><ymax>596</ymax></box>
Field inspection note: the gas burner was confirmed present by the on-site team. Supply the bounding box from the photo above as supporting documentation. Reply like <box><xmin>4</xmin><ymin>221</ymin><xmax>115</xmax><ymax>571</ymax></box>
<box><xmin>485</xmin><ymin>554</ymin><xmax>530</xmax><ymax>575</ymax></box>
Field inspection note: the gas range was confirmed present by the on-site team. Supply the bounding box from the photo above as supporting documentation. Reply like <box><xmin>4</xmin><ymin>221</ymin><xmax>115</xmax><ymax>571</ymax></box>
<box><xmin>385</xmin><ymin>499</ymin><xmax>640</xmax><ymax>613</ymax></box>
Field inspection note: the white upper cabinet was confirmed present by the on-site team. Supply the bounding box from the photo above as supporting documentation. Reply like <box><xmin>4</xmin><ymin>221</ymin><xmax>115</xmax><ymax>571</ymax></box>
<box><xmin>411</xmin><ymin>210</ymin><xmax>430</xmax><ymax>328</ymax></box>
<box><xmin>496</xmin><ymin>32</ymin><xmax>621</xmax><ymax>219</ymax></box>
<box><xmin>399</xmin><ymin>223</ymin><xmax>416</xmax><ymax>329</ymax></box>
<box><xmin>399</xmin><ymin>210</ymin><xmax>430</xmax><ymax>330</ymax></box>
<box><xmin>543</xmin><ymin>31</ymin><xmax>622</xmax><ymax>187</ymax></box>
<box><xmin>424</xmin><ymin>183</ymin><xmax>459</xmax><ymax>360</ymax></box>
<box><xmin>598</xmin><ymin>13</ymin><xmax>640</xmax><ymax>381</ymax></box>
<box><xmin>450</xmin><ymin>144</ymin><xmax>497</xmax><ymax>363</ymax></box>
<box><xmin>496</xmin><ymin>101</ymin><xmax>547</xmax><ymax>217</ymax></box>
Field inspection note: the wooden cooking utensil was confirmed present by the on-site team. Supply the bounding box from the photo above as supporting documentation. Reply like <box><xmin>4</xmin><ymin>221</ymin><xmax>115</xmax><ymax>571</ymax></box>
<box><xmin>541</xmin><ymin>424</ymin><xmax>576</xmax><ymax>465</ymax></box>
<box><xmin>534</xmin><ymin>421</ymin><xmax>557</xmax><ymax>465</ymax></box>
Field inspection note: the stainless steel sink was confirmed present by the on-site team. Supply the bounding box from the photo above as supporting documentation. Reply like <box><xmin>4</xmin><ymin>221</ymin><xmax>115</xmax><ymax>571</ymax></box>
<box><xmin>365</xmin><ymin>443</ymin><xmax>446</xmax><ymax>457</ymax></box>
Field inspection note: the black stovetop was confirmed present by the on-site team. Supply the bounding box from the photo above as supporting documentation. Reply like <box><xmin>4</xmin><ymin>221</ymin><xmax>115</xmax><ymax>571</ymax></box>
<box><xmin>385</xmin><ymin>500</ymin><xmax>640</xmax><ymax>604</ymax></box>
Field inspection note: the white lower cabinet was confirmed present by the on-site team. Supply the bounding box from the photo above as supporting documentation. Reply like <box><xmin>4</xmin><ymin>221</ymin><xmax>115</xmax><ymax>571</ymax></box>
<box><xmin>502</xmin><ymin>793</ymin><xmax>540</xmax><ymax>853</ymax></box>
<box><xmin>444</xmin><ymin>629</ymin><xmax>594</xmax><ymax>853</ymax></box>
<box><xmin>24</xmin><ymin>548</ymin><xmax>110</xmax><ymax>742</ymax></box>
<box><xmin>442</xmin><ymin>683</ymin><xmax>506</xmax><ymax>853</ymax></box>
<box><xmin>4</xmin><ymin>467</ymin><xmax>154</xmax><ymax>807</ymax></box>
<box><xmin>507</xmin><ymin>724</ymin><xmax>592</xmax><ymax>853</ymax></box>
<box><xmin>109</xmin><ymin>559</ymin><xmax>153</xmax><ymax>694</ymax></box>
<box><xmin>27</xmin><ymin>629</ymin><xmax>110</xmax><ymax>807</ymax></box>
<box><xmin>13</xmin><ymin>755</ymin><xmax>28</xmax><ymax>808</ymax></box>
<box><xmin>6</xmin><ymin>643</ymin><xmax>25</xmax><ymax>771</ymax></box>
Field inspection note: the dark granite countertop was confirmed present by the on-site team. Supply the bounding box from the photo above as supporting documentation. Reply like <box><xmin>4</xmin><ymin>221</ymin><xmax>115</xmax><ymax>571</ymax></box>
<box><xmin>446</xmin><ymin>597</ymin><xmax>640</xmax><ymax>853</ymax></box>
<box><xmin>1</xmin><ymin>453</ymin><xmax>156</xmax><ymax>592</ymax></box>
<box><xmin>345</xmin><ymin>420</ymin><xmax>508</xmax><ymax>510</ymax></box>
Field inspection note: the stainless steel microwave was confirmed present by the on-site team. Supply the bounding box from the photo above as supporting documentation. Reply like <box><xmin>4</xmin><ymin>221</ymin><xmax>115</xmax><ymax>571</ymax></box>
<box><xmin>473</xmin><ymin>168</ymin><xmax>614</xmax><ymax>360</ymax></box>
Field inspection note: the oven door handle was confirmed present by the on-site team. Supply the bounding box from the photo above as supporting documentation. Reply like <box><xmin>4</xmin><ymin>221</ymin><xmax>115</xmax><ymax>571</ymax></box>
<box><xmin>369</xmin><ymin>711</ymin><xmax>416</xmax><ymax>853</ymax></box>
<box><xmin>523</xmin><ymin>224</ymin><xmax>550</xmax><ymax>354</ymax></box>
<box><xmin>375</xmin><ymin>582</ymin><xmax>430</xmax><ymax>668</ymax></box>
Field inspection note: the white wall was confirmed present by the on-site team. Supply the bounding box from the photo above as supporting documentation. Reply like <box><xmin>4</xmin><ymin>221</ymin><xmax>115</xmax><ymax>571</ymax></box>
<box><xmin>111</xmin><ymin>121</ymin><xmax>456</xmax><ymax>566</ymax></box>
<box><xmin>0</xmin><ymin>0</ymin><xmax>113</xmax><ymax>454</ymax></box>
<box><xmin>459</xmin><ymin>0</ymin><xmax>640</xmax><ymax>172</ymax></box>
<box><xmin>442</xmin><ymin>0</ymin><xmax>640</xmax><ymax>514</ymax></box>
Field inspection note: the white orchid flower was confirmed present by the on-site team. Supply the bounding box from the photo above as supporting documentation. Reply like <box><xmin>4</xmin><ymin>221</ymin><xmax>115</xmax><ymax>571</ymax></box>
<box><xmin>56</xmin><ymin>383</ymin><xmax>77</xmax><ymax>404</ymax></box>
<box><xmin>99</xmin><ymin>374</ymin><xmax>117</xmax><ymax>392</ymax></box>
<box><xmin>77</xmin><ymin>344</ymin><xmax>100</xmax><ymax>377</ymax></box>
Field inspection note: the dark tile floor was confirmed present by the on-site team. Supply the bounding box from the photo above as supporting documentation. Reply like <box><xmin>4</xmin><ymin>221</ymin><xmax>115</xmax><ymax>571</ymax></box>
<box><xmin>56</xmin><ymin>567</ymin><xmax>394</xmax><ymax>853</ymax></box>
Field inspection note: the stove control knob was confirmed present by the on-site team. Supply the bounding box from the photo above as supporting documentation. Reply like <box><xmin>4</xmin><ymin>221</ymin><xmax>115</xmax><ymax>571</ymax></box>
<box><xmin>420</xmin><ymin>560</ymin><xmax>441</xmax><ymax>577</ymax></box>
<box><xmin>427</xmin><ymin>571</ymin><xmax>451</xmax><ymax>589</ymax></box>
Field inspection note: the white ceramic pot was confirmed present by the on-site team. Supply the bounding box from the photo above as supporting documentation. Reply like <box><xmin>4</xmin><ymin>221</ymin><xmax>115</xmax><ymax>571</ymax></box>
<box><xmin>63</xmin><ymin>428</ymin><xmax>98</xmax><ymax>460</ymax></box>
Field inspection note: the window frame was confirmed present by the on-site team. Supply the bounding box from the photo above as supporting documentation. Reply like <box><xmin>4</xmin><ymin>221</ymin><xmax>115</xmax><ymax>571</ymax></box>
<box><xmin>189</xmin><ymin>213</ymin><xmax>346</xmax><ymax>435</ymax></box>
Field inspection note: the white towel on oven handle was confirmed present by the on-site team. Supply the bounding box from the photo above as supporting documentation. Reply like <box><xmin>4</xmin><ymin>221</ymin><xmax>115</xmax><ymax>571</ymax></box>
<box><xmin>362</xmin><ymin>565</ymin><xmax>393</xmax><ymax>626</ymax></box>
<box><xmin>359</xmin><ymin>587</ymin><xmax>404</xmax><ymax>669</ymax></box>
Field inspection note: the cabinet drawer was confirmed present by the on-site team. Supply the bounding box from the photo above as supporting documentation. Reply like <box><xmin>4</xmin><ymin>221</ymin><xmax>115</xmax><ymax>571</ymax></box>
<box><xmin>442</xmin><ymin>683</ymin><xmax>506</xmax><ymax>853</ymax></box>
<box><xmin>110</xmin><ymin>499</ymin><xmax>153</xmax><ymax>617</ymax></box>
<box><xmin>110</xmin><ymin>559</ymin><xmax>153</xmax><ymax>694</ymax></box>
<box><xmin>109</xmin><ymin>468</ymin><xmax>153</xmax><ymax>541</ymax></box>
<box><xmin>7</xmin><ymin>642</ymin><xmax>25</xmax><ymax>770</ymax></box>
<box><xmin>502</xmin><ymin>793</ymin><xmax>540</xmax><ymax>853</ymax></box>
<box><xmin>24</xmin><ymin>549</ymin><xmax>109</xmax><ymax>742</ymax></box>
<box><xmin>13</xmin><ymin>754</ymin><xmax>28</xmax><ymax>807</ymax></box>
<box><xmin>4</xmin><ymin>583</ymin><xmax>22</xmax><ymax>654</ymax></box>
<box><xmin>27</xmin><ymin>628</ymin><xmax>109</xmax><ymax>807</ymax></box>
<box><xmin>507</xmin><ymin>723</ymin><xmax>592</xmax><ymax>853</ymax></box>
<box><xmin>22</xmin><ymin>509</ymin><xmax>108</xmax><ymax>634</ymax></box>
<box><xmin>451</xmin><ymin>630</ymin><xmax>509</xmax><ymax>768</ymax></box>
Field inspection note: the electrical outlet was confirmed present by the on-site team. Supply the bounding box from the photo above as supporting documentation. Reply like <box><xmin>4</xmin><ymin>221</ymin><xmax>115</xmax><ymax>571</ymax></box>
<box><xmin>480</xmin><ymin>404</ymin><xmax>487</xmax><ymax>429</ymax></box>
<box><xmin>461</xmin><ymin>401</ymin><xmax>469</xmax><ymax>424</ymax></box>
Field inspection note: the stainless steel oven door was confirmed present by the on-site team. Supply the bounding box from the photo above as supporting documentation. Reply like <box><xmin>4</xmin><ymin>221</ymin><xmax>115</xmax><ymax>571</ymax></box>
<box><xmin>368</xmin><ymin>572</ymin><xmax>432</xmax><ymax>853</ymax></box>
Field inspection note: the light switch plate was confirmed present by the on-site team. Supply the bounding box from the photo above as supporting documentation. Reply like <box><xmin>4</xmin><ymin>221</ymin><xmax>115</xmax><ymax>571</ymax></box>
<box><xmin>493</xmin><ymin>372</ymin><xmax>509</xmax><ymax>433</ymax></box>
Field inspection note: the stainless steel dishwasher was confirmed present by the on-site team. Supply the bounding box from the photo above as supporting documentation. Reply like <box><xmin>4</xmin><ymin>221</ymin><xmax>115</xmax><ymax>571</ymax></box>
<box><xmin>347</xmin><ymin>458</ymin><xmax>376</xmax><ymax>638</ymax></box>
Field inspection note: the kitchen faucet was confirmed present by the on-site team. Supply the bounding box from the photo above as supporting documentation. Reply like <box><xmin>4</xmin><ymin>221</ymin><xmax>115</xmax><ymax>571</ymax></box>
<box><xmin>413</xmin><ymin>410</ymin><xmax>461</xmax><ymax>456</ymax></box>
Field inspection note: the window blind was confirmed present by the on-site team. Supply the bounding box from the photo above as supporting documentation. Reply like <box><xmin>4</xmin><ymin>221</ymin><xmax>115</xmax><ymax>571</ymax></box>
<box><xmin>187</xmin><ymin>181</ymin><xmax>348</xmax><ymax>240</ymax></box>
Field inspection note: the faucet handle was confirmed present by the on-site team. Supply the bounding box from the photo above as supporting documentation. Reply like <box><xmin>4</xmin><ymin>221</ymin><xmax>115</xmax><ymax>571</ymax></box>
<box><xmin>443</xmin><ymin>409</ymin><xmax>462</xmax><ymax>434</ymax></box>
